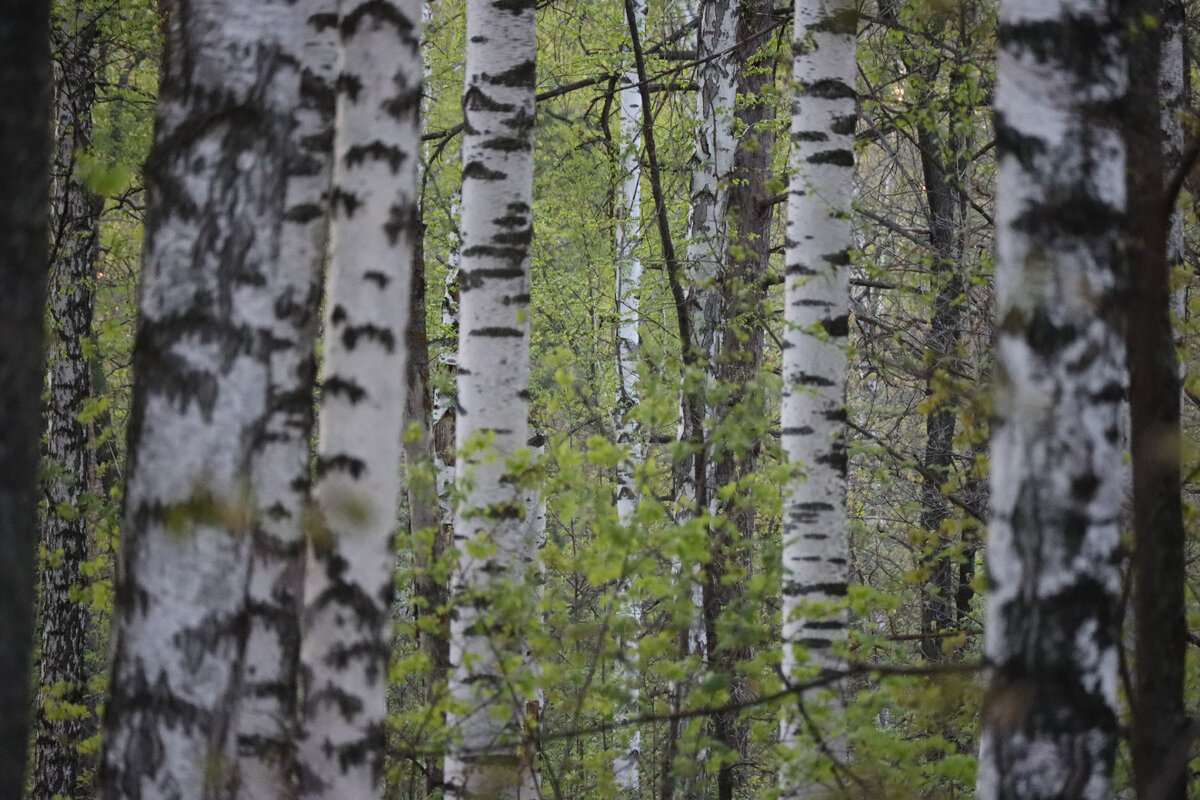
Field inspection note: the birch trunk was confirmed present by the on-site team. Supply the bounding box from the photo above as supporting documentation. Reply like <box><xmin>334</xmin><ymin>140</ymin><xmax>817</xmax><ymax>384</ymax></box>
<box><xmin>1127</xmin><ymin>3</ymin><xmax>1187</xmax><ymax>800</ymax></box>
<box><xmin>780</xmin><ymin>0</ymin><xmax>856</xmax><ymax>797</ymax></box>
<box><xmin>35</xmin><ymin>6</ymin><xmax>101</xmax><ymax>798</ymax></box>
<box><xmin>101</xmin><ymin>3</ymin><xmax>318</xmax><ymax>796</ymax></box>
<box><xmin>445</xmin><ymin>0</ymin><xmax>538</xmax><ymax>795</ymax></box>
<box><xmin>679</xmin><ymin>0</ymin><xmax>738</xmax><ymax>666</ymax></box>
<box><xmin>702</xmin><ymin>3</ymin><xmax>777</xmax><ymax>797</ymax></box>
<box><xmin>231</xmin><ymin>6</ymin><xmax>336</xmax><ymax>798</ymax></box>
<box><xmin>669</xmin><ymin>4</ymin><xmax>740</xmax><ymax>788</ymax></box>
<box><xmin>614</xmin><ymin>1</ymin><xmax>645</xmax><ymax>791</ymax></box>
<box><xmin>978</xmin><ymin>2</ymin><xmax>1126</xmax><ymax>798</ymax></box>
<box><xmin>298</xmin><ymin>3</ymin><xmax>421</xmax><ymax>799</ymax></box>
<box><xmin>0</xmin><ymin>3</ymin><xmax>51</xmax><ymax>798</ymax></box>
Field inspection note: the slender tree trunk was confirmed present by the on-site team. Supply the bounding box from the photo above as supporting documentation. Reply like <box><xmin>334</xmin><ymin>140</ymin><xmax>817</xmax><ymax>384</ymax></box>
<box><xmin>681</xmin><ymin>0</ymin><xmax>738</xmax><ymax>667</ymax></box>
<box><xmin>231</xmin><ymin>6</ymin><xmax>336</xmax><ymax>798</ymax></box>
<box><xmin>1125</xmin><ymin>3</ymin><xmax>1187</xmax><ymax>800</ymax></box>
<box><xmin>702</xmin><ymin>3</ymin><xmax>777</xmax><ymax>798</ymax></box>
<box><xmin>614</xmin><ymin>2</ymin><xmax>646</xmax><ymax>791</ymax></box>
<box><xmin>405</xmin><ymin>219</ymin><xmax>452</xmax><ymax>799</ymax></box>
<box><xmin>977</xmin><ymin>2</ymin><xmax>1126</xmax><ymax>799</ymax></box>
<box><xmin>35</xmin><ymin>7</ymin><xmax>101</xmax><ymax>799</ymax></box>
<box><xmin>100</xmin><ymin>3</ymin><xmax>316</xmax><ymax>796</ymax></box>
<box><xmin>298</xmin><ymin>3</ymin><xmax>421</xmax><ymax>799</ymax></box>
<box><xmin>619</xmin><ymin>4</ymin><xmax>692</xmax><ymax>795</ymax></box>
<box><xmin>915</xmin><ymin>120</ymin><xmax>968</xmax><ymax>663</ymax></box>
<box><xmin>0</xmin><ymin>3</ymin><xmax>51</xmax><ymax>799</ymax></box>
<box><xmin>780</xmin><ymin>0</ymin><xmax>856</xmax><ymax>798</ymax></box>
<box><xmin>444</xmin><ymin>0</ymin><xmax>538</xmax><ymax>796</ymax></box>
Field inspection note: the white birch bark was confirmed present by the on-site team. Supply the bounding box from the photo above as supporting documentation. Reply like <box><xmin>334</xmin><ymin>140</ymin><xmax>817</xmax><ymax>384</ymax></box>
<box><xmin>444</xmin><ymin>0</ymin><xmax>538</xmax><ymax>795</ymax></box>
<box><xmin>297</xmin><ymin>2</ymin><xmax>421</xmax><ymax>799</ymax></box>
<box><xmin>614</xmin><ymin>2</ymin><xmax>645</xmax><ymax>792</ymax></box>
<box><xmin>780</xmin><ymin>1</ymin><xmax>857</xmax><ymax>797</ymax></box>
<box><xmin>677</xmin><ymin>0</ymin><xmax>739</xmax><ymax>693</ymax></box>
<box><xmin>685</xmin><ymin>0</ymin><xmax>738</xmax><ymax>367</ymax></box>
<box><xmin>977</xmin><ymin>3</ymin><xmax>1125</xmax><ymax>799</ymax></box>
<box><xmin>233</xmin><ymin>4</ymin><xmax>336</xmax><ymax>796</ymax></box>
<box><xmin>101</xmin><ymin>4</ymin><xmax>319</xmax><ymax>797</ymax></box>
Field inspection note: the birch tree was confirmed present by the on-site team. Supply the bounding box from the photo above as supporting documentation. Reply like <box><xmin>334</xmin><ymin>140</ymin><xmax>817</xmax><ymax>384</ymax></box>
<box><xmin>0</xmin><ymin>3</ymin><xmax>51</xmax><ymax>798</ymax></box>
<box><xmin>703</xmin><ymin>4</ymin><xmax>778</xmax><ymax>796</ymax></box>
<box><xmin>978</xmin><ymin>1</ymin><xmax>1126</xmax><ymax>798</ymax></box>
<box><xmin>613</xmin><ymin>0</ymin><xmax>645</xmax><ymax>790</ymax></box>
<box><xmin>444</xmin><ymin>0</ymin><xmax>538</xmax><ymax>795</ymax></box>
<box><xmin>780</xmin><ymin>0</ymin><xmax>856</xmax><ymax>795</ymax></box>
<box><xmin>35</xmin><ymin>6</ymin><xmax>102</xmax><ymax>798</ymax></box>
<box><xmin>99</xmin><ymin>1</ymin><xmax>320</xmax><ymax>795</ymax></box>
<box><xmin>233</xmin><ymin>3</ymin><xmax>336</xmax><ymax>795</ymax></box>
<box><xmin>298</xmin><ymin>2</ymin><xmax>421</xmax><ymax>798</ymax></box>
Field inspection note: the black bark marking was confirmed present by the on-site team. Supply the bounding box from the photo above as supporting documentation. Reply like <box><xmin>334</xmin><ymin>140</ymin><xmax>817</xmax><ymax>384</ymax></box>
<box><xmin>798</xmin><ymin>78</ymin><xmax>855</xmax><ymax>99</ymax></box>
<box><xmin>322</xmin><ymin>376</ymin><xmax>368</xmax><ymax>404</ymax></box>
<box><xmin>336</xmin><ymin>73</ymin><xmax>363</xmax><ymax>103</ymax></box>
<box><xmin>821</xmin><ymin>314</ymin><xmax>850</xmax><ymax>338</ymax></box>
<box><xmin>330</xmin><ymin>187</ymin><xmax>362</xmax><ymax>216</ymax></box>
<box><xmin>344</xmin><ymin>140</ymin><xmax>407</xmax><ymax>172</ymax></box>
<box><xmin>341</xmin><ymin>323</ymin><xmax>396</xmax><ymax>352</ymax></box>
<box><xmin>462</xmin><ymin>160</ymin><xmax>506</xmax><ymax>181</ymax></box>
<box><xmin>807</xmin><ymin>148</ymin><xmax>855</xmax><ymax>167</ymax></box>
<box><xmin>341</xmin><ymin>0</ymin><xmax>416</xmax><ymax>36</ymax></box>
<box><xmin>384</xmin><ymin>203</ymin><xmax>417</xmax><ymax>245</ymax></box>
<box><xmin>471</xmin><ymin>327</ymin><xmax>524</xmax><ymax>338</ymax></box>
<box><xmin>363</xmin><ymin>271</ymin><xmax>389</xmax><ymax>289</ymax></box>
<box><xmin>315</xmin><ymin>454</ymin><xmax>368</xmax><ymax>479</ymax></box>
<box><xmin>487</xmin><ymin>59</ymin><xmax>536</xmax><ymax>88</ymax></box>
<box><xmin>830</xmin><ymin>114</ymin><xmax>857</xmax><ymax>135</ymax></box>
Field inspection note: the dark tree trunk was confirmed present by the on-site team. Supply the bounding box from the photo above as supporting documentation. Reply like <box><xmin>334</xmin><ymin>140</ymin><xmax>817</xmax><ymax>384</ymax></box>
<box><xmin>404</xmin><ymin>222</ymin><xmax>451</xmax><ymax>799</ymax></box>
<box><xmin>702</xmin><ymin>2</ymin><xmax>776</xmax><ymax>798</ymax></box>
<box><xmin>1124</xmin><ymin>3</ymin><xmax>1188</xmax><ymax>800</ymax></box>
<box><xmin>0</xmin><ymin>3</ymin><xmax>52</xmax><ymax>799</ymax></box>
<box><xmin>35</xmin><ymin>7</ymin><xmax>102</xmax><ymax>799</ymax></box>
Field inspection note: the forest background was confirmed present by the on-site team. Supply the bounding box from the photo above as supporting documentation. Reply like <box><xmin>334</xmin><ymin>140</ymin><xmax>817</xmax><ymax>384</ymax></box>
<box><xmin>0</xmin><ymin>0</ymin><xmax>1196</xmax><ymax>799</ymax></box>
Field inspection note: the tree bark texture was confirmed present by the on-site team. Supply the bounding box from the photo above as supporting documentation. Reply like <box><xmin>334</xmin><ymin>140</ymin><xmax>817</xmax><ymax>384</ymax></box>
<box><xmin>35</xmin><ymin>6</ymin><xmax>101</xmax><ymax>799</ymax></box>
<box><xmin>780</xmin><ymin>1</ymin><xmax>856</xmax><ymax>798</ymax></box>
<box><xmin>978</xmin><ymin>3</ymin><xmax>1126</xmax><ymax>799</ymax></box>
<box><xmin>0</xmin><ymin>3</ymin><xmax>51</xmax><ymax>799</ymax></box>
<box><xmin>614</xmin><ymin>1</ymin><xmax>646</xmax><ymax>791</ymax></box>
<box><xmin>445</xmin><ymin>0</ymin><xmax>538</xmax><ymax>795</ymax></box>
<box><xmin>1125</xmin><ymin>3</ymin><xmax>1187</xmax><ymax>800</ymax></box>
<box><xmin>231</xmin><ymin>5</ymin><xmax>336</xmax><ymax>798</ymax></box>
<box><xmin>298</xmin><ymin>2</ymin><xmax>421</xmax><ymax>799</ymax></box>
<box><xmin>404</xmin><ymin>220</ymin><xmax>452</xmax><ymax>799</ymax></box>
<box><xmin>915</xmin><ymin>56</ymin><xmax>970</xmax><ymax>665</ymax></box>
<box><xmin>702</xmin><ymin>3</ymin><xmax>777</xmax><ymax>798</ymax></box>
<box><xmin>100</xmin><ymin>3</ymin><xmax>326</xmax><ymax>798</ymax></box>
